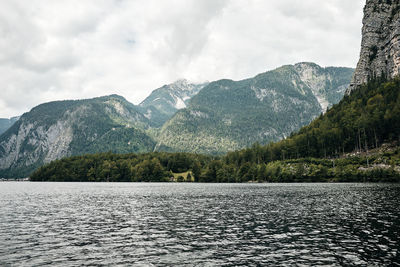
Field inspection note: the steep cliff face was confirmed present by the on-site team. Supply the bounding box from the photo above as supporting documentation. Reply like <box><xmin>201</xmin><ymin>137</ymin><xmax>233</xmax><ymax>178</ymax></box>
<box><xmin>349</xmin><ymin>0</ymin><xmax>400</xmax><ymax>91</ymax></box>
<box><xmin>294</xmin><ymin>63</ymin><xmax>352</xmax><ymax>112</ymax></box>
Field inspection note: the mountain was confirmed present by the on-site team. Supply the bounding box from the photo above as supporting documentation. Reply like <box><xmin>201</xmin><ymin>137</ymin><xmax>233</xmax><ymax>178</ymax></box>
<box><xmin>138</xmin><ymin>79</ymin><xmax>208</xmax><ymax>127</ymax></box>
<box><xmin>213</xmin><ymin>0</ymin><xmax>400</xmax><ymax>183</ymax></box>
<box><xmin>155</xmin><ymin>63</ymin><xmax>354</xmax><ymax>154</ymax></box>
<box><xmin>348</xmin><ymin>0</ymin><xmax>400</xmax><ymax>92</ymax></box>
<box><xmin>29</xmin><ymin>0</ymin><xmax>400</xmax><ymax>184</ymax></box>
<box><xmin>0</xmin><ymin>64</ymin><xmax>352</xmax><ymax>177</ymax></box>
<box><xmin>30</xmin><ymin>76</ymin><xmax>400</xmax><ymax>183</ymax></box>
<box><xmin>0</xmin><ymin>116</ymin><xmax>19</xmax><ymax>135</ymax></box>
<box><xmin>0</xmin><ymin>95</ymin><xmax>155</xmax><ymax>178</ymax></box>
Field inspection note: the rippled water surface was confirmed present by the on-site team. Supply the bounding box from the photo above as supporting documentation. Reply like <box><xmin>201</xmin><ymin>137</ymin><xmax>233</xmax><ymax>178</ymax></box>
<box><xmin>0</xmin><ymin>182</ymin><xmax>400</xmax><ymax>266</ymax></box>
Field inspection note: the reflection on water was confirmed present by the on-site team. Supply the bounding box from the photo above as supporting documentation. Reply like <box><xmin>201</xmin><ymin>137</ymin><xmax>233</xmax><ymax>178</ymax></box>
<box><xmin>0</xmin><ymin>182</ymin><xmax>399</xmax><ymax>266</ymax></box>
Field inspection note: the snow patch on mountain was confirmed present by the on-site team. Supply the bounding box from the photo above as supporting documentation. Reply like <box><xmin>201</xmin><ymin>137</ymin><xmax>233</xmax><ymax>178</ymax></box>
<box><xmin>175</xmin><ymin>97</ymin><xmax>186</xmax><ymax>109</ymax></box>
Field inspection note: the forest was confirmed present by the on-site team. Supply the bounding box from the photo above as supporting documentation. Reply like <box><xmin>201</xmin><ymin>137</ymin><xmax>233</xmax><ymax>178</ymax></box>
<box><xmin>31</xmin><ymin>77</ymin><xmax>400</xmax><ymax>182</ymax></box>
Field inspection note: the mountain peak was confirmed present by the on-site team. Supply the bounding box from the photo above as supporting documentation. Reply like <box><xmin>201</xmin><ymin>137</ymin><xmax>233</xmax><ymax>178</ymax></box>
<box><xmin>97</xmin><ymin>94</ymin><xmax>127</xmax><ymax>101</ymax></box>
<box><xmin>293</xmin><ymin>63</ymin><xmax>324</xmax><ymax>74</ymax></box>
<box><xmin>172</xmin><ymin>79</ymin><xmax>189</xmax><ymax>86</ymax></box>
<box><xmin>294</xmin><ymin>62</ymin><xmax>321</xmax><ymax>68</ymax></box>
<box><xmin>138</xmin><ymin>80</ymin><xmax>208</xmax><ymax>127</ymax></box>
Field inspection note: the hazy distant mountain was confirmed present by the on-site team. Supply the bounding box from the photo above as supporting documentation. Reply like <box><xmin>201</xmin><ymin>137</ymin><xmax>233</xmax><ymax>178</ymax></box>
<box><xmin>155</xmin><ymin>63</ymin><xmax>354</xmax><ymax>154</ymax></box>
<box><xmin>0</xmin><ymin>116</ymin><xmax>19</xmax><ymax>135</ymax></box>
<box><xmin>138</xmin><ymin>79</ymin><xmax>208</xmax><ymax>127</ymax></box>
<box><xmin>0</xmin><ymin>95</ymin><xmax>155</xmax><ymax>178</ymax></box>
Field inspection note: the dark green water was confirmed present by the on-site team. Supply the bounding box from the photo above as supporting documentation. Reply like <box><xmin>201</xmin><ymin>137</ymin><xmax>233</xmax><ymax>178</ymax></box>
<box><xmin>0</xmin><ymin>182</ymin><xmax>399</xmax><ymax>266</ymax></box>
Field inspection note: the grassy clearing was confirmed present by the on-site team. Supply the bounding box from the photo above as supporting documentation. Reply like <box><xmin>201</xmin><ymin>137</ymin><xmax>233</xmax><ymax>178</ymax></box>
<box><xmin>171</xmin><ymin>171</ymin><xmax>193</xmax><ymax>182</ymax></box>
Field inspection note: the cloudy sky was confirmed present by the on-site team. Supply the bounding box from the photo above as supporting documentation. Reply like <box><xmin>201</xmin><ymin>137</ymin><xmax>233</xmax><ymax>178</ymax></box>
<box><xmin>1</xmin><ymin>0</ymin><xmax>365</xmax><ymax>118</ymax></box>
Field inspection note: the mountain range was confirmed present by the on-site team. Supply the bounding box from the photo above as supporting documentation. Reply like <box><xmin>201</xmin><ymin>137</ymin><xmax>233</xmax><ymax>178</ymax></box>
<box><xmin>15</xmin><ymin>0</ymin><xmax>400</xmax><ymax>182</ymax></box>
<box><xmin>0</xmin><ymin>62</ymin><xmax>353</xmax><ymax>177</ymax></box>
<box><xmin>156</xmin><ymin>63</ymin><xmax>353</xmax><ymax>154</ymax></box>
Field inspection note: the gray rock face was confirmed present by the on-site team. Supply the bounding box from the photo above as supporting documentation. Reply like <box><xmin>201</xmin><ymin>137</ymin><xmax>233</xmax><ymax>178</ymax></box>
<box><xmin>0</xmin><ymin>114</ymin><xmax>75</xmax><ymax>171</ymax></box>
<box><xmin>294</xmin><ymin>62</ymin><xmax>350</xmax><ymax>113</ymax></box>
<box><xmin>349</xmin><ymin>0</ymin><xmax>400</xmax><ymax>92</ymax></box>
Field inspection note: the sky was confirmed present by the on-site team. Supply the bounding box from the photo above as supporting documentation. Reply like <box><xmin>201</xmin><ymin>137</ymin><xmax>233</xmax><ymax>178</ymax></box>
<box><xmin>0</xmin><ymin>0</ymin><xmax>365</xmax><ymax>118</ymax></box>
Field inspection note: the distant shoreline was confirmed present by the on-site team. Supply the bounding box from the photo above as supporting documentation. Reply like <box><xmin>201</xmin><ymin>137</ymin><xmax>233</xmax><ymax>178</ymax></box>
<box><xmin>3</xmin><ymin>180</ymin><xmax>399</xmax><ymax>184</ymax></box>
<box><xmin>0</xmin><ymin>178</ymin><xmax>30</xmax><ymax>182</ymax></box>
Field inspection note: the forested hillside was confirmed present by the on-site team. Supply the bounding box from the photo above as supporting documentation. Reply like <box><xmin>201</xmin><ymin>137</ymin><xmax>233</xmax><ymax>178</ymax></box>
<box><xmin>0</xmin><ymin>95</ymin><xmax>155</xmax><ymax>178</ymax></box>
<box><xmin>248</xmin><ymin>76</ymin><xmax>400</xmax><ymax>161</ymax></box>
<box><xmin>156</xmin><ymin>63</ymin><xmax>353</xmax><ymax>154</ymax></box>
<box><xmin>31</xmin><ymin>152</ymin><xmax>212</xmax><ymax>182</ymax></box>
<box><xmin>31</xmin><ymin>77</ymin><xmax>400</xmax><ymax>183</ymax></box>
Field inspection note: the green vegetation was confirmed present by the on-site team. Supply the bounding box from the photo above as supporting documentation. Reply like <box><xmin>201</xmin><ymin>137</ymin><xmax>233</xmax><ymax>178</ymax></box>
<box><xmin>82</xmin><ymin>127</ymin><xmax>155</xmax><ymax>154</ymax></box>
<box><xmin>31</xmin><ymin>77</ymin><xmax>400</xmax><ymax>182</ymax></box>
<box><xmin>30</xmin><ymin>146</ymin><xmax>400</xmax><ymax>183</ymax></box>
<box><xmin>220</xmin><ymin>146</ymin><xmax>400</xmax><ymax>183</ymax></box>
<box><xmin>0</xmin><ymin>63</ymin><xmax>353</xmax><ymax>178</ymax></box>
<box><xmin>260</xmin><ymin>76</ymin><xmax>400</xmax><ymax>160</ymax></box>
<box><xmin>0</xmin><ymin>95</ymin><xmax>155</xmax><ymax>178</ymax></box>
<box><xmin>156</xmin><ymin>63</ymin><xmax>353</xmax><ymax>154</ymax></box>
<box><xmin>30</xmin><ymin>152</ymin><xmax>212</xmax><ymax>182</ymax></box>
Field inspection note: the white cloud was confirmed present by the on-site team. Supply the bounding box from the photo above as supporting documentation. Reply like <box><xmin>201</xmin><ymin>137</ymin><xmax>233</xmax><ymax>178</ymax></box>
<box><xmin>0</xmin><ymin>0</ymin><xmax>364</xmax><ymax>118</ymax></box>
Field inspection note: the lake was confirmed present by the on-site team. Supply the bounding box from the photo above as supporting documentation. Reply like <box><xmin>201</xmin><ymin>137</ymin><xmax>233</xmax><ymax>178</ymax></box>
<box><xmin>0</xmin><ymin>182</ymin><xmax>399</xmax><ymax>266</ymax></box>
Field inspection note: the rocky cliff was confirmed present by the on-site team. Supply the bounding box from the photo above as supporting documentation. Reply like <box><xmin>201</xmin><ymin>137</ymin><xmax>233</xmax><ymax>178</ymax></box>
<box><xmin>349</xmin><ymin>0</ymin><xmax>400</xmax><ymax>91</ymax></box>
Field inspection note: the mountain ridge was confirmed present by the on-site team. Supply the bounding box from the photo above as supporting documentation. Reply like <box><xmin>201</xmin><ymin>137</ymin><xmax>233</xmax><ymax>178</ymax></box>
<box><xmin>0</xmin><ymin>62</ymin><xmax>353</xmax><ymax>177</ymax></box>
<box><xmin>138</xmin><ymin>79</ymin><xmax>208</xmax><ymax>127</ymax></box>
<box><xmin>155</xmin><ymin>62</ymin><xmax>354</xmax><ymax>154</ymax></box>
<box><xmin>0</xmin><ymin>95</ymin><xmax>155</xmax><ymax>177</ymax></box>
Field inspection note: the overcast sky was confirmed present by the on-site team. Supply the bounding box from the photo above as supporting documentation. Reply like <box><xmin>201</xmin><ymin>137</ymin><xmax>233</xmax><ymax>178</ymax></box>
<box><xmin>1</xmin><ymin>0</ymin><xmax>365</xmax><ymax>118</ymax></box>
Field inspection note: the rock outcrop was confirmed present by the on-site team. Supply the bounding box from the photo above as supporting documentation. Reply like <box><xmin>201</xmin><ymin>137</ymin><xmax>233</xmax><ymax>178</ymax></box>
<box><xmin>349</xmin><ymin>0</ymin><xmax>400</xmax><ymax>91</ymax></box>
